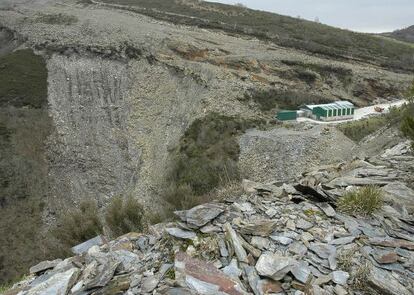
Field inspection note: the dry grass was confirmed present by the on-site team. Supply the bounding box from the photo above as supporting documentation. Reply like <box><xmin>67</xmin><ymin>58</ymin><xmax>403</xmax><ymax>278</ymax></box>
<box><xmin>337</xmin><ymin>248</ymin><xmax>357</xmax><ymax>271</ymax></box>
<box><xmin>105</xmin><ymin>195</ymin><xmax>145</xmax><ymax>238</ymax></box>
<box><xmin>164</xmin><ymin>113</ymin><xmax>264</xmax><ymax>211</ymax></box>
<box><xmin>337</xmin><ymin>186</ymin><xmax>383</xmax><ymax>216</ymax></box>
<box><xmin>53</xmin><ymin>200</ymin><xmax>103</xmax><ymax>249</ymax></box>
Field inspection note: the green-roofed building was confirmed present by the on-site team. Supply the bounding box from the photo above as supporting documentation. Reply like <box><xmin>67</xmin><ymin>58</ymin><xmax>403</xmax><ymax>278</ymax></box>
<box><xmin>303</xmin><ymin>101</ymin><xmax>355</xmax><ymax>121</ymax></box>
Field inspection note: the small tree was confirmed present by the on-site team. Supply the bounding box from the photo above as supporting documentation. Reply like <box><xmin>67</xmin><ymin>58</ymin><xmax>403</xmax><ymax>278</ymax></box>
<box><xmin>105</xmin><ymin>195</ymin><xmax>145</xmax><ymax>238</ymax></box>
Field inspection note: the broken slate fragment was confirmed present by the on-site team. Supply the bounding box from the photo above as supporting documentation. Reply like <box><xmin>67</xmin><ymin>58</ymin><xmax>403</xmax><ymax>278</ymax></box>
<box><xmin>165</xmin><ymin>228</ymin><xmax>196</xmax><ymax>240</ymax></box>
<box><xmin>141</xmin><ymin>275</ymin><xmax>160</xmax><ymax>293</ymax></box>
<box><xmin>257</xmin><ymin>279</ymin><xmax>283</xmax><ymax>294</ymax></box>
<box><xmin>250</xmin><ymin>237</ymin><xmax>270</xmax><ymax>250</ymax></box>
<box><xmin>331</xmin><ymin>271</ymin><xmax>349</xmax><ymax>285</ymax></box>
<box><xmin>297</xmin><ymin>219</ymin><xmax>314</xmax><ymax>230</ymax></box>
<box><xmin>291</xmin><ymin>262</ymin><xmax>311</xmax><ymax>284</ymax></box>
<box><xmin>369</xmin><ymin>237</ymin><xmax>414</xmax><ymax>250</ymax></box>
<box><xmin>222</xmin><ymin>259</ymin><xmax>242</xmax><ymax>279</ymax></box>
<box><xmin>270</xmin><ymin>235</ymin><xmax>293</xmax><ymax>246</ymax></box>
<box><xmin>316</xmin><ymin>203</ymin><xmax>336</xmax><ymax>217</ymax></box>
<box><xmin>71</xmin><ymin>235</ymin><xmax>106</xmax><ymax>255</ymax></box>
<box><xmin>309</xmin><ymin>243</ymin><xmax>337</xmax><ymax>270</ymax></box>
<box><xmin>174</xmin><ymin>252</ymin><xmax>249</xmax><ymax>295</ymax></box>
<box><xmin>30</xmin><ymin>259</ymin><xmax>62</xmax><ymax>274</ymax></box>
<box><xmin>235</xmin><ymin>219</ymin><xmax>277</xmax><ymax>236</ymax></box>
<box><xmin>25</xmin><ymin>268</ymin><xmax>80</xmax><ymax>295</ymax></box>
<box><xmin>372</xmin><ymin>250</ymin><xmax>399</xmax><ymax>264</ymax></box>
<box><xmin>223</xmin><ymin>223</ymin><xmax>248</xmax><ymax>263</ymax></box>
<box><xmin>175</xmin><ymin>203</ymin><xmax>224</xmax><ymax>228</ymax></box>
<box><xmin>255</xmin><ymin>252</ymin><xmax>296</xmax><ymax>281</ymax></box>
<box><xmin>288</xmin><ymin>242</ymin><xmax>308</xmax><ymax>256</ymax></box>
<box><xmin>367</xmin><ymin>265</ymin><xmax>411</xmax><ymax>295</ymax></box>
<box><xmin>329</xmin><ymin>236</ymin><xmax>355</xmax><ymax>246</ymax></box>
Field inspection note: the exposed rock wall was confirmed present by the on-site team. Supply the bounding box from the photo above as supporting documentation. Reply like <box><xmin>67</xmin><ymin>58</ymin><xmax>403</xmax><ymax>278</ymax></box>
<box><xmin>45</xmin><ymin>55</ymin><xmax>139</xmax><ymax>211</ymax></box>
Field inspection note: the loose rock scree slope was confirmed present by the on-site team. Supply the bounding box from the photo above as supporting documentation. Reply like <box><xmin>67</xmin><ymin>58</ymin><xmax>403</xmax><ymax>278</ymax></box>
<box><xmin>7</xmin><ymin>141</ymin><xmax>414</xmax><ymax>295</ymax></box>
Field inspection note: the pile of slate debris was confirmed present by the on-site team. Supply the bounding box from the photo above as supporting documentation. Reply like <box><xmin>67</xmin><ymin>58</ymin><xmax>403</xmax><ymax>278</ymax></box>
<box><xmin>5</xmin><ymin>141</ymin><xmax>414</xmax><ymax>295</ymax></box>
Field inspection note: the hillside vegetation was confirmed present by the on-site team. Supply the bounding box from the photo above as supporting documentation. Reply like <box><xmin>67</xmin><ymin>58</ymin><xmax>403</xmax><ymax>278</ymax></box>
<box><xmin>99</xmin><ymin>0</ymin><xmax>414</xmax><ymax>71</ymax></box>
<box><xmin>385</xmin><ymin>25</ymin><xmax>414</xmax><ymax>44</ymax></box>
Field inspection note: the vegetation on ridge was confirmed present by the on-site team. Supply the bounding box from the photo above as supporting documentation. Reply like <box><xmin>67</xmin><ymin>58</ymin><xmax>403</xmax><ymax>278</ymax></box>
<box><xmin>99</xmin><ymin>0</ymin><xmax>414</xmax><ymax>71</ymax></box>
<box><xmin>401</xmin><ymin>81</ymin><xmax>414</xmax><ymax>149</ymax></box>
<box><xmin>164</xmin><ymin>113</ymin><xmax>265</xmax><ymax>211</ymax></box>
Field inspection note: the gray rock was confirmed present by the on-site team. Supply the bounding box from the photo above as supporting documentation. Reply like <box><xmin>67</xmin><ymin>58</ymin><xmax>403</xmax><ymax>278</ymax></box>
<box><xmin>329</xmin><ymin>236</ymin><xmax>355</xmax><ymax>246</ymax></box>
<box><xmin>328</xmin><ymin>176</ymin><xmax>390</xmax><ymax>187</ymax></box>
<box><xmin>309</xmin><ymin>243</ymin><xmax>337</xmax><ymax>270</ymax></box>
<box><xmin>175</xmin><ymin>252</ymin><xmax>248</xmax><ymax>295</ymax></box>
<box><xmin>368</xmin><ymin>265</ymin><xmax>411</xmax><ymax>295</ymax></box>
<box><xmin>243</xmin><ymin>265</ymin><xmax>261</xmax><ymax>295</ymax></box>
<box><xmin>71</xmin><ymin>235</ymin><xmax>106</xmax><ymax>255</ymax></box>
<box><xmin>291</xmin><ymin>262</ymin><xmax>311</xmax><ymax>284</ymax></box>
<box><xmin>297</xmin><ymin>219</ymin><xmax>314</xmax><ymax>230</ymax></box>
<box><xmin>218</xmin><ymin>238</ymin><xmax>229</xmax><ymax>257</ymax></box>
<box><xmin>175</xmin><ymin>203</ymin><xmax>224</xmax><ymax>228</ymax></box>
<box><xmin>334</xmin><ymin>285</ymin><xmax>348</xmax><ymax>295</ymax></box>
<box><xmin>30</xmin><ymin>259</ymin><xmax>62</xmax><ymax>274</ymax></box>
<box><xmin>383</xmin><ymin>182</ymin><xmax>414</xmax><ymax>213</ymax></box>
<box><xmin>108</xmin><ymin>250</ymin><xmax>141</xmax><ymax>272</ymax></box>
<box><xmin>270</xmin><ymin>235</ymin><xmax>293</xmax><ymax>245</ymax></box>
<box><xmin>317</xmin><ymin>203</ymin><xmax>336</xmax><ymax>217</ymax></box>
<box><xmin>141</xmin><ymin>275</ymin><xmax>160</xmax><ymax>293</ymax></box>
<box><xmin>200</xmin><ymin>224</ymin><xmax>221</xmax><ymax>234</ymax></box>
<box><xmin>331</xmin><ymin>271</ymin><xmax>349</xmax><ymax>285</ymax></box>
<box><xmin>83</xmin><ymin>260</ymin><xmax>120</xmax><ymax>290</ymax></box>
<box><xmin>222</xmin><ymin>259</ymin><xmax>242</xmax><ymax>279</ymax></box>
<box><xmin>25</xmin><ymin>268</ymin><xmax>80</xmax><ymax>295</ymax></box>
<box><xmin>223</xmin><ymin>223</ymin><xmax>248</xmax><ymax>263</ymax></box>
<box><xmin>265</xmin><ymin>208</ymin><xmax>278</xmax><ymax>218</ymax></box>
<box><xmin>288</xmin><ymin>242</ymin><xmax>308</xmax><ymax>256</ymax></box>
<box><xmin>235</xmin><ymin>219</ymin><xmax>277</xmax><ymax>237</ymax></box>
<box><xmin>250</xmin><ymin>237</ymin><xmax>270</xmax><ymax>250</ymax></box>
<box><xmin>255</xmin><ymin>253</ymin><xmax>296</xmax><ymax>281</ymax></box>
<box><xmin>166</xmin><ymin>227</ymin><xmax>196</xmax><ymax>240</ymax></box>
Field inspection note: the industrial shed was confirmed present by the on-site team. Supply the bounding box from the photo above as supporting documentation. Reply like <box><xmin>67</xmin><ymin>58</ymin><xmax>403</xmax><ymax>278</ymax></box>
<box><xmin>303</xmin><ymin>101</ymin><xmax>355</xmax><ymax>121</ymax></box>
<box><xmin>276</xmin><ymin>110</ymin><xmax>298</xmax><ymax>121</ymax></box>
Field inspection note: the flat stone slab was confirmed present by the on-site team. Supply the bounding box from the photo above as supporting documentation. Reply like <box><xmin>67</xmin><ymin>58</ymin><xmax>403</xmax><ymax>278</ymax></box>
<box><xmin>30</xmin><ymin>259</ymin><xmax>62</xmax><ymax>274</ymax></box>
<box><xmin>369</xmin><ymin>237</ymin><xmax>414</xmax><ymax>250</ymax></box>
<box><xmin>255</xmin><ymin>252</ymin><xmax>296</xmax><ymax>281</ymax></box>
<box><xmin>165</xmin><ymin>228</ymin><xmax>196</xmax><ymax>240</ymax></box>
<box><xmin>71</xmin><ymin>235</ymin><xmax>106</xmax><ymax>255</ymax></box>
<box><xmin>26</xmin><ymin>268</ymin><xmax>80</xmax><ymax>295</ymax></box>
<box><xmin>174</xmin><ymin>252</ymin><xmax>248</xmax><ymax>295</ymax></box>
<box><xmin>175</xmin><ymin>203</ymin><xmax>224</xmax><ymax>228</ymax></box>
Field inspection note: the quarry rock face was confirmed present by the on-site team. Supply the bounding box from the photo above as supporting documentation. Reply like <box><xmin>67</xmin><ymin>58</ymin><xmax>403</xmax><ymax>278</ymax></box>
<box><xmin>8</xmin><ymin>142</ymin><xmax>414</xmax><ymax>295</ymax></box>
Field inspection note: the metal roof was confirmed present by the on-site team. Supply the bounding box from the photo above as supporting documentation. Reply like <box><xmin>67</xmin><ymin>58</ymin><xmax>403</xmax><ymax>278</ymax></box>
<box><xmin>305</xmin><ymin>101</ymin><xmax>354</xmax><ymax>111</ymax></box>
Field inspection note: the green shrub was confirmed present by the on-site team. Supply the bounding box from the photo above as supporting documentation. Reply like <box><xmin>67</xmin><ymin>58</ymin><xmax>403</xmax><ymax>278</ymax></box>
<box><xmin>338</xmin><ymin>106</ymin><xmax>403</xmax><ymax>142</ymax></box>
<box><xmin>53</xmin><ymin>200</ymin><xmax>103</xmax><ymax>248</ymax></box>
<box><xmin>0</xmin><ymin>49</ymin><xmax>47</xmax><ymax>108</ymax></box>
<box><xmin>105</xmin><ymin>196</ymin><xmax>145</xmax><ymax>238</ymax></box>
<box><xmin>337</xmin><ymin>186</ymin><xmax>383</xmax><ymax>216</ymax></box>
<box><xmin>164</xmin><ymin>114</ymin><xmax>264</xmax><ymax>210</ymax></box>
<box><xmin>401</xmin><ymin>83</ymin><xmax>414</xmax><ymax>149</ymax></box>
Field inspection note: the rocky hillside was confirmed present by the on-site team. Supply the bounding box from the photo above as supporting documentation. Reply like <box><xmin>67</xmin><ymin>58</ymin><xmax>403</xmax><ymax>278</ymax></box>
<box><xmin>385</xmin><ymin>26</ymin><xmax>414</xmax><ymax>44</ymax></box>
<box><xmin>0</xmin><ymin>0</ymin><xmax>413</xmax><ymax>284</ymax></box>
<box><xmin>4</xmin><ymin>141</ymin><xmax>414</xmax><ymax>295</ymax></box>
